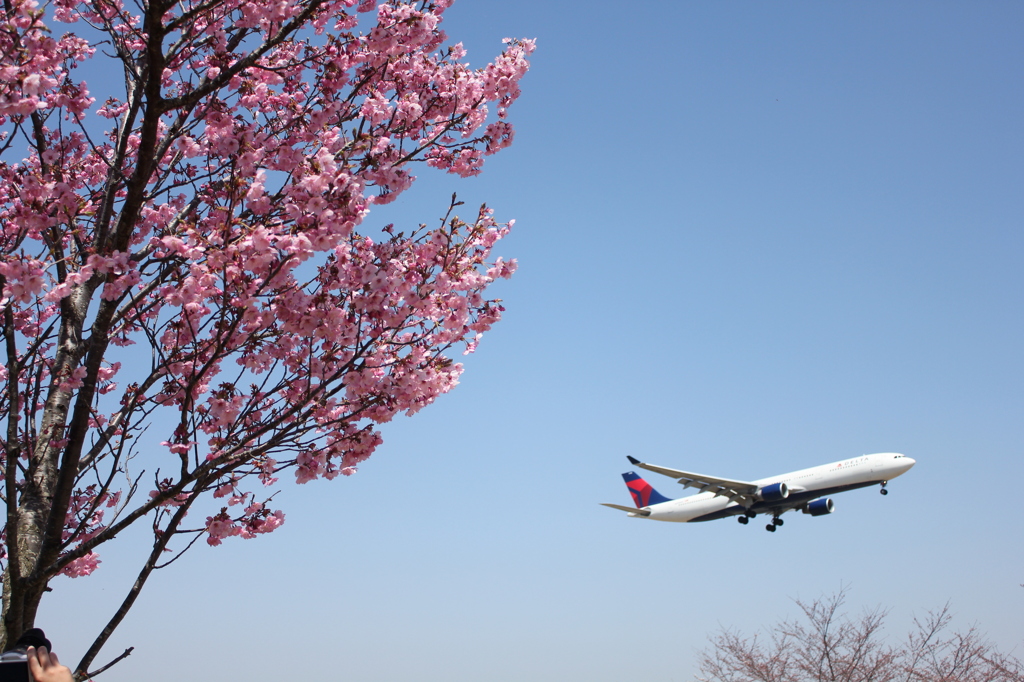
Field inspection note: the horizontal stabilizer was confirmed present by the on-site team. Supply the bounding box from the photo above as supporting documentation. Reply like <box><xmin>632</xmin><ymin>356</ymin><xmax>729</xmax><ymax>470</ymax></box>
<box><xmin>601</xmin><ymin>503</ymin><xmax>652</xmax><ymax>517</ymax></box>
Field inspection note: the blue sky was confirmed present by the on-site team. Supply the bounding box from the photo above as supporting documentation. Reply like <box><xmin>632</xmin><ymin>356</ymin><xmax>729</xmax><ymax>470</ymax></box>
<box><xmin>37</xmin><ymin>2</ymin><xmax>1023</xmax><ymax>680</ymax></box>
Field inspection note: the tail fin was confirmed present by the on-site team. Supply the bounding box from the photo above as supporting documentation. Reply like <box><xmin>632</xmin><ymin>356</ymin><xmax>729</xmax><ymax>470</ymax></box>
<box><xmin>622</xmin><ymin>471</ymin><xmax>673</xmax><ymax>507</ymax></box>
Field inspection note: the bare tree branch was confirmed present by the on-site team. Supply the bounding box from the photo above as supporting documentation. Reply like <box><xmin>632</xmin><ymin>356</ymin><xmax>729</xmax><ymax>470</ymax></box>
<box><xmin>698</xmin><ymin>592</ymin><xmax>1024</xmax><ymax>682</ymax></box>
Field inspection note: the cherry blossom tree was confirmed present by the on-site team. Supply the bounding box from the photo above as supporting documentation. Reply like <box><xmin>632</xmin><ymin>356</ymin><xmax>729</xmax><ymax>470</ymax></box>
<box><xmin>0</xmin><ymin>0</ymin><xmax>532</xmax><ymax>674</ymax></box>
<box><xmin>698</xmin><ymin>590</ymin><xmax>1024</xmax><ymax>682</ymax></box>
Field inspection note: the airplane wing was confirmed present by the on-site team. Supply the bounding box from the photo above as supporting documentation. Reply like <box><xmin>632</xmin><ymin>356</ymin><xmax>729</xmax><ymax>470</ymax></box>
<box><xmin>600</xmin><ymin>503</ymin><xmax>651</xmax><ymax>517</ymax></box>
<box><xmin>626</xmin><ymin>455</ymin><xmax>758</xmax><ymax>505</ymax></box>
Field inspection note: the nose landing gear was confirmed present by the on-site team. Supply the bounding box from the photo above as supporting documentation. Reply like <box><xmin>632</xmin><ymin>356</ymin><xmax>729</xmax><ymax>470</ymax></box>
<box><xmin>880</xmin><ymin>482</ymin><xmax>889</xmax><ymax>495</ymax></box>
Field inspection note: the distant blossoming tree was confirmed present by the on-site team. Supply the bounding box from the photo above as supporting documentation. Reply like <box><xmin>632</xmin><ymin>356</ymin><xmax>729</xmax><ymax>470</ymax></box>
<box><xmin>698</xmin><ymin>590</ymin><xmax>1024</xmax><ymax>682</ymax></box>
<box><xmin>0</xmin><ymin>0</ymin><xmax>532</xmax><ymax>674</ymax></box>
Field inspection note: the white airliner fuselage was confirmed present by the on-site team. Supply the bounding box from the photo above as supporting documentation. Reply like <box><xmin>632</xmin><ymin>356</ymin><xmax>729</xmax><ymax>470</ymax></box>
<box><xmin>603</xmin><ymin>453</ymin><xmax>915</xmax><ymax>531</ymax></box>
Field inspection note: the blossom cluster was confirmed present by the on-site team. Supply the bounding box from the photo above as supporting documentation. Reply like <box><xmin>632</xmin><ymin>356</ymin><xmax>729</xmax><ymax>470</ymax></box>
<box><xmin>205</xmin><ymin>502</ymin><xmax>285</xmax><ymax>546</ymax></box>
<box><xmin>56</xmin><ymin>487</ymin><xmax>121</xmax><ymax>577</ymax></box>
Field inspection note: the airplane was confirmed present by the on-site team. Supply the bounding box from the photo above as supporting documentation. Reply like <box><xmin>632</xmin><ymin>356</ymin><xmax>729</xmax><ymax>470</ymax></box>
<box><xmin>602</xmin><ymin>452</ymin><xmax>915</xmax><ymax>532</ymax></box>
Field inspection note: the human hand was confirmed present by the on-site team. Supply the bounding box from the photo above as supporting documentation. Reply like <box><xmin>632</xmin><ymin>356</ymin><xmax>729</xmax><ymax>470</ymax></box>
<box><xmin>26</xmin><ymin>646</ymin><xmax>74</xmax><ymax>682</ymax></box>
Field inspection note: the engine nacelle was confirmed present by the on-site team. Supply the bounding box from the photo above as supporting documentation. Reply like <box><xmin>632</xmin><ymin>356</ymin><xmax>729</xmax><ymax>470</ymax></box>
<box><xmin>803</xmin><ymin>498</ymin><xmax>835</xmax><ymax>516</ymax></box>
<box><xmin>757</xmin><ymin>482</ymin><xmax>789</xmax><ymax>502</ymax></box>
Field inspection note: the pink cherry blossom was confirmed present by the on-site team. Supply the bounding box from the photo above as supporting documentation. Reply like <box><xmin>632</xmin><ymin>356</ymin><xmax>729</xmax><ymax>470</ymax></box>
<box><xmin>0</xmin><ymin>0</ymin><xmax>532</xmax><ymax>663</ymax></box>
<box><xmin>59</xmin><ymin>552</ymin><xmax>101</xmax><ymax>578</ymax></box>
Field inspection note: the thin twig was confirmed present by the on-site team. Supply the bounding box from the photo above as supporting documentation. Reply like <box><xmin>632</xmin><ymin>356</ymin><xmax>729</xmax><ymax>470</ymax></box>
<box><xmin>78</xmin><ymin>645</ymin><xmax>133</xmax><ymax>680</ymax></box>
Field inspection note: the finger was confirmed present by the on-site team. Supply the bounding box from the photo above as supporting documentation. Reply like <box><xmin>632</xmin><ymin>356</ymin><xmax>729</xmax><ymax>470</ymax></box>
<box><xmin>36</xmin><ymin>645</ymin><xmax>54</xmax><ymax>667</ymax></box>
<box><xmin>26</xmin><ymin>646</ymin><xmax>44</xmax><ymax>675</ymax></box>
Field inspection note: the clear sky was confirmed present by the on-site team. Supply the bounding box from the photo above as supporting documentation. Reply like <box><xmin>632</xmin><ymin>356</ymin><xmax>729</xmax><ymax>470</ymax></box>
<box><xmin>36</xmin><ymin>2</ymin><xmax>1023</xmax><ymax>680</ymax></box>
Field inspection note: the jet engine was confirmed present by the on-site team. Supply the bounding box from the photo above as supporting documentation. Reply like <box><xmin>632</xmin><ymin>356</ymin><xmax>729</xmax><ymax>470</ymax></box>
<box><xmin>757</xmin><ymin>482</ymin><xmax>789</xmax><ymax>502</ymax></box>
<box><xmin>803</xmin><ymin>498</ymin><xmax>835</xmax><ymax>516</ymax></box>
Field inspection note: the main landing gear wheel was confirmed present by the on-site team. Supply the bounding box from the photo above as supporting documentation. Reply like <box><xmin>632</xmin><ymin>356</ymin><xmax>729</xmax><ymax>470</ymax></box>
<box><xmin>774</xmin><ymin>517</ymin><xmax>784</xmax><ymax>527</ymax></box>
<box><xmin>738</xmin><ymin>516</ymin><xmax>749</xmax><ymax>525</ymax></box>
<box><xmin>765</xmin><ymin>524</ymin><xmax>776</xmax><ymax>532</ymax></box>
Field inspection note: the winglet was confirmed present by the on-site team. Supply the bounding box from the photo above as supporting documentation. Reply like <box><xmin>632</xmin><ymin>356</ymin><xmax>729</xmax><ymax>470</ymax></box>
<box><xmin>627</xmin><ymin>455</ymin><xmax>641</xmax><ymax>465</ymax></box>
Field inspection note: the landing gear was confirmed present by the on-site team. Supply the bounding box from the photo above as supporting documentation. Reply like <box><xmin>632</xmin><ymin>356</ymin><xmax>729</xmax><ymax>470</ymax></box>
<box><xmin>745</xmin><ymin>511</ymin><xmax>757</xmax><ymax>519</ymax></box>
<box><xmin>765</xmin><ymin>523</ymin><xmax>776</xmax><ymax>532</ymax></box>
<box><xmin>738</xmin><ymin>516</ymin><xmax>749</xmax><ymax>525</ymax></box>
<box><xmin>880</xmin><ymin>482</ymin><xmax>889</xmax><ymax>495</ymax></box>
<box><xmin>774</xmin><ymin>517</ymin><xmax>784</xmax><ymax>527</ymax></box>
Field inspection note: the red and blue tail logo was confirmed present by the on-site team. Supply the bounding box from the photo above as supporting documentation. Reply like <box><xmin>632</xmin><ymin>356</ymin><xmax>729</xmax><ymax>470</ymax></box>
<box><xmin>622</xmin><ymin>472</ymin><xmax>672</xmax><ymax>507</ymax></box>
